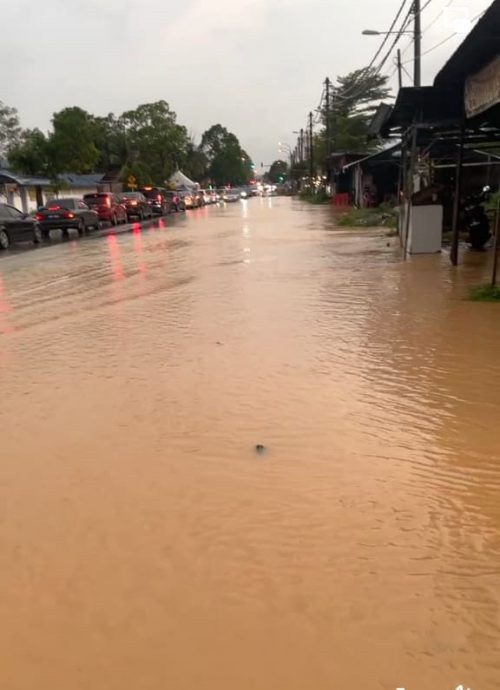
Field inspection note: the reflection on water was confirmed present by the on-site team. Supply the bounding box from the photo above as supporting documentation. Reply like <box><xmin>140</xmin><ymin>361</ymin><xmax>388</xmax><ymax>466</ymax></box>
<box><xmin>0</xmin><ymin>200</ymin><xmax>499</xmax><ymax>690</ymax></box>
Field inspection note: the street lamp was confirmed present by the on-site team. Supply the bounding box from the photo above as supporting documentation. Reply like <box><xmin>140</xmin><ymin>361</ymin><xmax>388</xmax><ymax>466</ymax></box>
<box><xmin>362</xmin><ymin>0</ymin><xmax>421</xmax><ymax>87</ymax></box>
<box><xmin>362</xmin><ymin>29</ymin><xmax>412</xmax><ymax>35</ymax></box>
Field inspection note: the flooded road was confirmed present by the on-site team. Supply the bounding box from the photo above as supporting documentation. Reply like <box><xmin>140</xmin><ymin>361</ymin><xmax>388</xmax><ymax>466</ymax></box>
<box><xmin>1</xmin><ymin>198</ymin><xmax>499</xmax><ymax>690</ymax></box>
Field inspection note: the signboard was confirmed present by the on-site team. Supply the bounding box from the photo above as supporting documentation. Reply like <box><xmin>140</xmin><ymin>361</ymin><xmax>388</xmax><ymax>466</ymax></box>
<box><xmin>465</xmin><ymin>55</ymin><xmax>500</xmax><ymax>119</ymax></box>
<box><xmin>127</xmin><ymin>175</ymin><xmax>137</xmax><ymax>190</ymax></box>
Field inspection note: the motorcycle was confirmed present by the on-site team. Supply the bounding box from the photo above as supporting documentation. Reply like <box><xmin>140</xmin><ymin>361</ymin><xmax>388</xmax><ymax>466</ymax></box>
<box><xmin>463</xmin><ymin>186</ymin><xmax>491</xmax><ymax>251</ymax></box>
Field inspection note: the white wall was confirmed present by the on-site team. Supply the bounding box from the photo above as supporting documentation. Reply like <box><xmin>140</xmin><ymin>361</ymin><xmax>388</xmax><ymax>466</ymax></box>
<box><xmin>51</xmin><ymin>186</ymin><xmax>98</xmax><ymax>201</ymax></box>
<box><xmin>0</xmin><ymin>186</ymin><xmax>102</xmax><ymax>214</ymax></box>
<box><xmin>0</xmin><ymin>186</ymin><xmax>53</xmax><ymax>213</ymax></box>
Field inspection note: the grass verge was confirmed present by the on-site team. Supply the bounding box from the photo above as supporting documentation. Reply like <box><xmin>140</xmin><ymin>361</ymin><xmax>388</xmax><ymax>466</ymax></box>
<box><xmin>470</xmin><ymin>284</ymin><xmax>500</xmax><ymax>302</ymax></box>
<box><xmin>336</xmin><ymin>207</ymin><xmax>397</xmax><ymax>229</ymax></box>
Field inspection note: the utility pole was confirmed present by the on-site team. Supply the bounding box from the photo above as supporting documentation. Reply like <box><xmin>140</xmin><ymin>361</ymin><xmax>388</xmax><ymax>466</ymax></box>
<box><xmin>325</xmin><ymin>77</ymin><xmax>332</xmax><ymax>186</ymax></box>
<box><xmin>309</xmin><ymin>111</ymin><xmax>314</xmax><ymax>181</ymax></box>
<box><xmin>397</xmin><ymin>49</ymin><xmax>403</xmax><ymax>90</ymax></box>
<box><xmin>299</xmin><ymin>128</ymin><xmax>304</xmax><ymax>163</ymax></box>
<box><xmin>414</xmin><ymin>0</ymin><xmax>421</xmax><ymax>87</ymax></box>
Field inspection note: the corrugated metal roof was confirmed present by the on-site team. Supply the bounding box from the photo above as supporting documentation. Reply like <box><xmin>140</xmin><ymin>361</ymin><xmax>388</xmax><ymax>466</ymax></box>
<box><xmin>342</xmin><ymin>144</ymin><xmax>401</xmax><ymax>171</ymax></box>
<box><xmin>0</xmin><ymin>168</ymin><xmax>51</xmax><ymax>186</ymax></box>
<box><xmin>58</xmin><ymin>173</ymin><xmax>104</xmax><ymax>188</ymax></box>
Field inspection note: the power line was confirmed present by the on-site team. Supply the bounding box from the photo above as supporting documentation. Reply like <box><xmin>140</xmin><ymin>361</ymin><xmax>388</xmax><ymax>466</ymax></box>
<box><xmin>402</xmin><ymin>9</ymin><xmax>487</xmax><ymax>64</ymax></box>
<box><xmin>367</xmin><ymin>0</ymin><xmax>412</xmax><ymax>70</ymax></box>
<box><xmin>421</xmin><ymin>0</ymin><xmax>453</xmax><ymax>33</ymax></box>
<box><xmin>334</xmin><ymin>0</ymin><xmax>415</xmax><ymax>108</ymax></box>
<box><xmin>375</xmin><ymin>2</ymin><xmax>415</xmax><ymax>75</ymax></box>
<box><xmin>401</xmin><ymin>62</ymin><xmax>413</xmax><ymax>81</ymax></box>
<box><xmin>400</xmin><ymin>0</ymin><xmax>452</xmax><ymax>57</ymax></box>
<box><xmin>339</xmin><ymin>0</ymin><xmax>412</xmax><ymax>100</ymax></box>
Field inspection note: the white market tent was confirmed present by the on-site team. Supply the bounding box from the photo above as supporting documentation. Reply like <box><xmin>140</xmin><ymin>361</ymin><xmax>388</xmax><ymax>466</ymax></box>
<box><xmin>169</xmin><ymin>170</ymin><xmax>200</xmax><ymax>191</ymax></box>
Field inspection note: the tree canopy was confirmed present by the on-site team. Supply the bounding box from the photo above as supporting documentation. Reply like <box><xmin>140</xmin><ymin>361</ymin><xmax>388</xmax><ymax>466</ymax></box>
<box><xmin>0</xmin><ymin>101</ymin><xmax>21</xmax><ymax>161</ymax></box>
<box><xmin>201</xmin><ymin>124</ymin><xmax>254</xmax><ymax>186</ymax></box>
<box><xmin>319</xmin><ymin>68</ymin><xmax>391</xmax><ymax>155</ymax></box>
<box><xmin>267</xmin><ymin>160</ymin><xmax>289</xmax><ymax>183</ymax></box>
<box><xmin>5</xmin><ymin>101</ymin><xmax>254</xmax><ymax>187</ymax></box>
<box><xmin>50</xmin><ymin>107</ymin><xmax>100</xmax><ymax>174</ymax></box>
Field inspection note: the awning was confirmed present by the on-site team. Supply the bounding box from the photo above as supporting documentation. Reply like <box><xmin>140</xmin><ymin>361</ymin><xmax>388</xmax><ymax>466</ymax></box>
<box><xmin>342</xmin><ymin>143</ymin><xmax>401</xmax><ymax>171</ymax></box>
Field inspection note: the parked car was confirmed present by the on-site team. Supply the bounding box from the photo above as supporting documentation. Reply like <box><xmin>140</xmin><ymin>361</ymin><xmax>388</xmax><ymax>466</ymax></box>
<box><xmin>181</xmin><ymin>191</ymin><xmax>196</xmax><ymax>209</ymax></box>
<box><xmin>140</xmin><ymin>187</ymin><xmax>170</xmax><ymax>216</ymax></box>
<box><xmin>182</xmin><ymin>190</ymin><xmax>203</xmax><ymax>209</ymax></box>
<box><xmin>120</xmin><ymin>192</ymin><xmax>154</xmax><ymax>221</ymax></box>
<box><xmin>83</xmin><ymin>192</ymin><xmax>127</xmax><ymax>226</ymax></box>
<box><xmin>36</xmin><ymin>198</ymin><xmax>100</xmax><ymax>239</ymax></box>
<box><xmin>165</xmin><ymin>191</ymin><xmax>185</xmax><ymax>212</ymax></box>
<box><xmin>202</xmin><ymin>189</ymin><xmax>217</xmax><ymax>205</ymax></box>
<box><xmin>222</xmin><ymin>189</ymin><xmax>241</xmax><ymax>203</ymax></box>
<box><xmin>0</xmin><ymin>203</ymin><xmax>42</xmax><ymax>250</ymax></box>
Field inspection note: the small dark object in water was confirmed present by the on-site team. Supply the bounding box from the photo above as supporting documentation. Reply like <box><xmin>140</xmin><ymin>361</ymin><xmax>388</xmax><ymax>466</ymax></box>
<box><xmin>255</xmin><ymin>444</ymin><xmax>266</xmax><ymax>454</ymax></box>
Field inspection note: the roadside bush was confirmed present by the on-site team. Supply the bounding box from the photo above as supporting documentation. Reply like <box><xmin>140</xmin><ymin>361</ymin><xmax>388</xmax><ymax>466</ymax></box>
<box><xmin>300</xmin><ymin>189</ymin><xmax>329</xmax><ymax>204</ymax></box>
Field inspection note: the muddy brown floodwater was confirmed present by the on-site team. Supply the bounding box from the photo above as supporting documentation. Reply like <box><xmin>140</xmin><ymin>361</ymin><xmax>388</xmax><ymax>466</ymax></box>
<box><xmin>1</xmin><ymin>198</ymin><xmax>500</xmax><ymax>690</ymax></box>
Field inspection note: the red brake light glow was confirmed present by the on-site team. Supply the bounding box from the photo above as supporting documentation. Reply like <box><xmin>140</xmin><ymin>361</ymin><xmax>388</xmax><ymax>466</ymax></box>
<box><xmin>157</xmin><ymin>194</ymin><xmax>162</xmax><ymax>202</ymax></box>
<box><xmin>47</xmin><ymin>205</ymin><xmax>60</xmax><ymax>211</ymax></box>
<box><xmin>35</xmin><ymin>213</ymin><xmax>43</xmax><ymax>221</ymax></box>
<box><xmin>63</xmin><ymin>212</ymin><xmax>75</xmax><ymax>219</ymax></box>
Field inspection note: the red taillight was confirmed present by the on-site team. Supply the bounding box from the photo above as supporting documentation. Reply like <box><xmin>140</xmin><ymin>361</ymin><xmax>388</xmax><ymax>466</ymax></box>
<box><xmin>63</xmin><ymin>212</ymin><xmax>75</xmax><ymax>219</ymax></box>
<box><xmin>157</xmin><ymin>194</ymin><xmax>162</xmax><ymax>202</ymax></box>
<box><xmin>105</xmin><ymin>197</ymin><xmax>111</xmax><ymax>208</ymax></box>
<box><xmin>131</xmin><ymin>200</ymin><xmax>138</xmax><ymax>206</ymax></box>
<box><xmin>47</xmin><ymin>205</ymin><xmax>60</xmax><ymax>211</ymax></box>
<box><xmin>35</xmin><ymin>213</ymin><xmax>43</xmax><ymax>221</ymax></box>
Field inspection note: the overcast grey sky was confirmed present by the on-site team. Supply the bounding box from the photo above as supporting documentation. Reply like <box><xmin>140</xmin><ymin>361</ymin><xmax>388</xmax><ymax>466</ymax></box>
<box><xmin>0</xmin><ymin>0</ymin><xmax>492</xmax><ymax>166</ymax></box>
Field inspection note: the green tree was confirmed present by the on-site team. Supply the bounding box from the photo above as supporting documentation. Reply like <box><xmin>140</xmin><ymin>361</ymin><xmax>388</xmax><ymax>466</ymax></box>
<box><xmin>8</xmin><ymin>128</ymin><xmax>51</xmax><ymax>176</ymax></box>
<box><xmin>0</xmin><ymin>101</ymin><xmax>21</xmax><ymax>160</ymax></box>
<box><xmin>91</xmin><ymin>114</ymin><xmax>129</xmax><ymax>172</ymax></box>
<box><xmin>50</xmin><ymin>107</ymin><xmax>100</xmax><ymax>173</ymax></box>
<box><xmin>120</xmin><ymin>101</ymin><xmax>189</xmax><ymax>185</ymax></box>
<box><xmin>268</xmin><ymin>159</ymin><xmax>289</xmax><ymax>183</ymax></box>
<box><xmin>183</xmin><ymin>138</ymin><xmax>208</xmax><ymax>183</ymax></box>
<box><xmin>320</xmin><ymin>68</ymin><xmax>391</xmax><ymax>157</ymax></box>
<box><xmin>120</xmin><ymin>162</ymin><xmax>153</xmax><ymax>189</ymax></box>
<box><xmin>200</xmin><ymin>124</ymin><xmax>253</xmax><ymax>186</ymax></box>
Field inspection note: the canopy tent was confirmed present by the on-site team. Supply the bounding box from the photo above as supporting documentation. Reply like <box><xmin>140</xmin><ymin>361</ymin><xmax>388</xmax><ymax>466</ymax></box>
<box><xmin>169</xmin><ymin>170</ymin><xmax>199</xmax><ymax>191</ymax></box>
